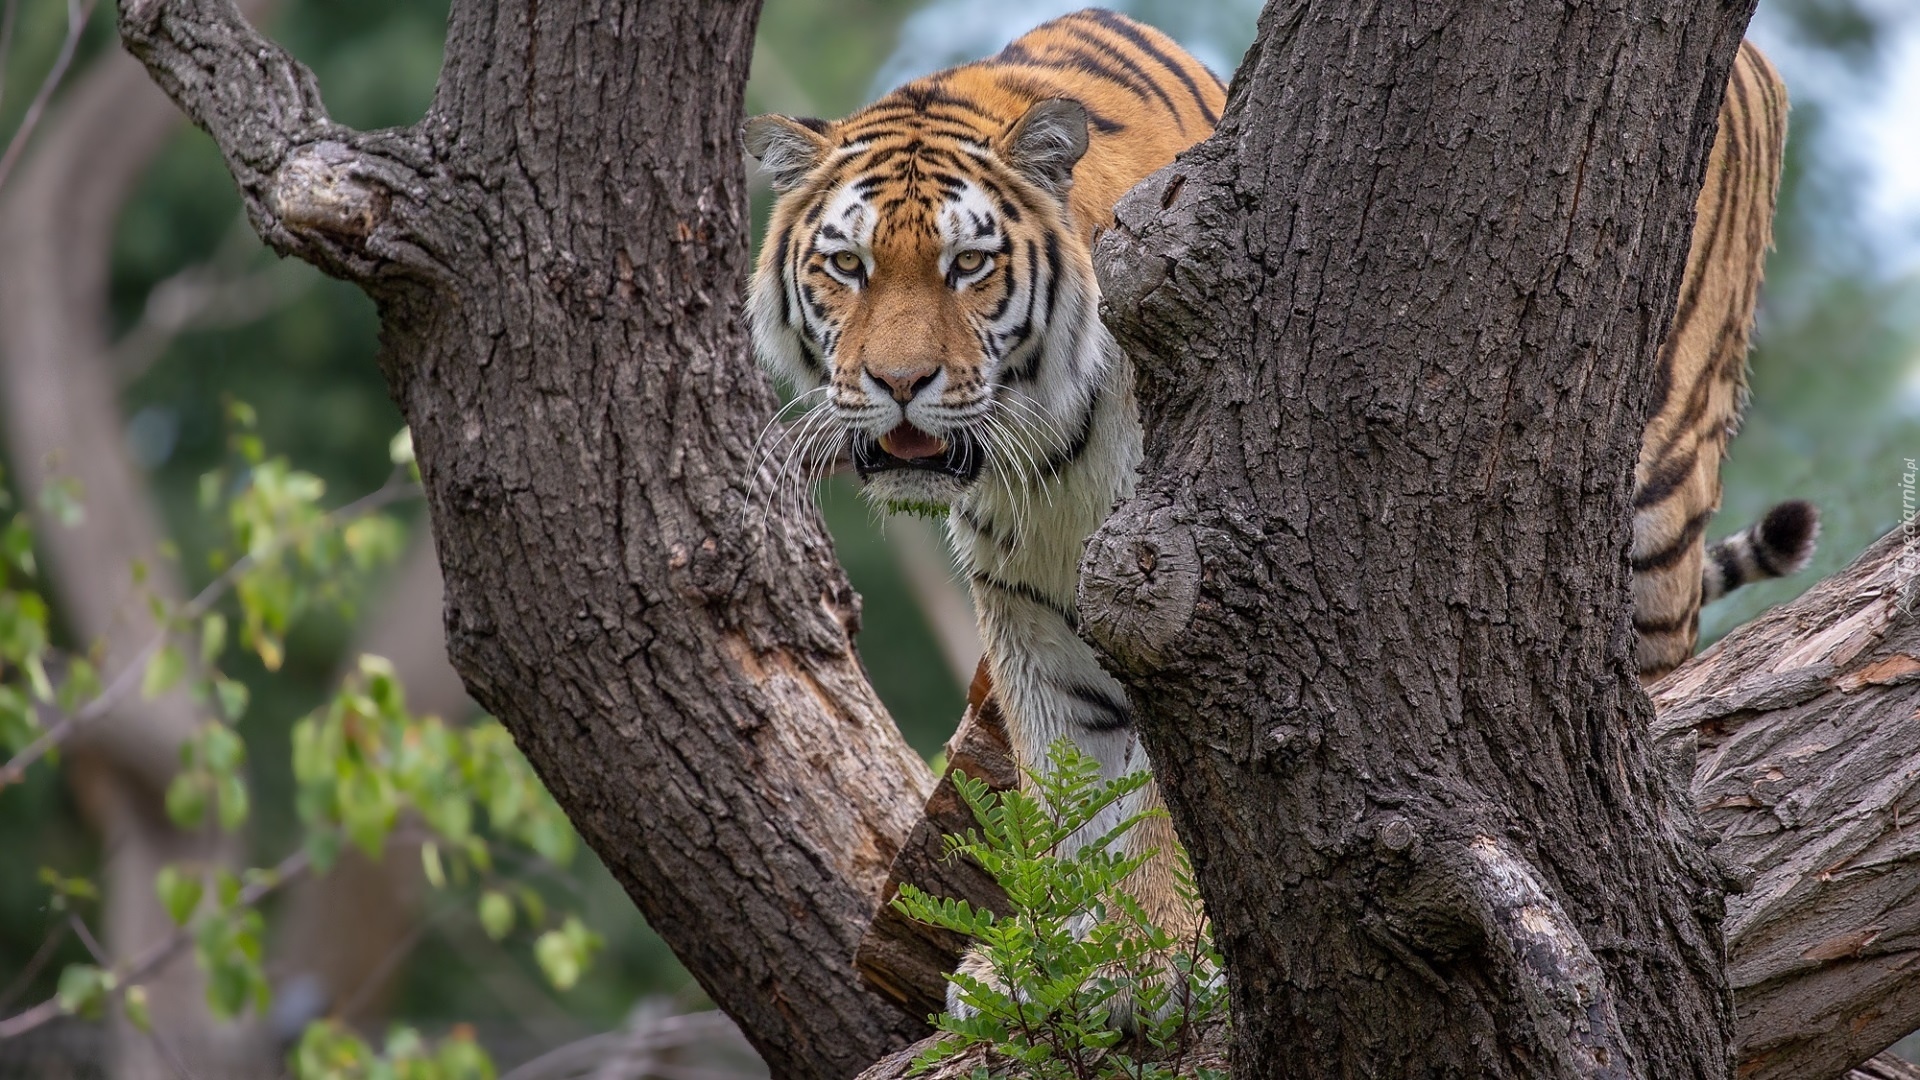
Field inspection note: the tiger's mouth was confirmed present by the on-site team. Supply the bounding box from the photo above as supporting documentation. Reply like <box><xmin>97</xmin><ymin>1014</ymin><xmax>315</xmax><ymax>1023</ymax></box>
<box><xmin>851</xmin><ymin>423</ymin><xmax>983</xmax><ymax>483</ymax></box>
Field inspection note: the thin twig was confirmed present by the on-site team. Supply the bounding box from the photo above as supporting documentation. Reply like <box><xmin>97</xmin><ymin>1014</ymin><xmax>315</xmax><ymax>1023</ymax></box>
<box><xmin>0</xmin><ymin>0</ymin><xmax>97</xmax><ymax>195</ymax></box>
<box><xmin>0</xmin><ymin>848</ymin><xmax>311</xmax><ymax>1040</ymax></box>
<box><xmin>0</xmin><ymin>919</ymin><xmax>69</xmax><ymax>1013</ymax></box>
<box><xmin>111</xmin><ymin>216</ymin><xmax>316</xmax><ymax>384</ymax></box>
<box><xmin>0</xmin><ymin>475</ymin><xmax>422</xmax><ymax>789</ymax></box>
<box><xmin>67</xmin><ymin>912</ymin><xmax>107</xmax><ymax>965</ymax></box>
<box><xmin>65</xmin><ymin>917</ymin><xmax>202</xmax><ymax>1080</ymax></box>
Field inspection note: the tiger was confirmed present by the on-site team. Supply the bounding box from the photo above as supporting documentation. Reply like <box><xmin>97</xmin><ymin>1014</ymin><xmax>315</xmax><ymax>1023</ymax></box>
<box><xmin>745</xmin><ymin>9</ymin><xmax>1814</xmax><ymax>1018</ymax></box>
<box><xmin>1632</xmin><ymin>40</ymin><xmax>1818</xmax><ymax>681</ymax></box>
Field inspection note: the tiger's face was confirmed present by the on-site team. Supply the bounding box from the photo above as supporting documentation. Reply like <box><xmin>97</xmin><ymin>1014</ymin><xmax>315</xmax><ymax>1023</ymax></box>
<box><xmin>746</xmin><ymin>100</ymin><xmax>1098</xmax><ymax>512</ymax></box>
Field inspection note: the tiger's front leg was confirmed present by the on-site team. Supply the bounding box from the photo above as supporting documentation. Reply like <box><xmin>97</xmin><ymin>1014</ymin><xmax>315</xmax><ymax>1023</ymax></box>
<box><xmin>946</xmin><ymin>592</ymin><xmax>1209</xmax><ymax>1026</ymax></box>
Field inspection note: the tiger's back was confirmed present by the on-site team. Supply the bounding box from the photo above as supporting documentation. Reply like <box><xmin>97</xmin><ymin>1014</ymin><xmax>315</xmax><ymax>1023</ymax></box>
<box><xmin>745</xmin><ymin>10</ymin><xmax>1815</xmax><ymax>1020</ymax></box>
<box><xmin>823</xmin><ymin>10</ymin><xmax>1222</xmax><ymax>245</ymax></box>
<box><xmin>1632</xmin><ymin>41</ymin><xmax>1816</xmax><ymax>681</ymax></box>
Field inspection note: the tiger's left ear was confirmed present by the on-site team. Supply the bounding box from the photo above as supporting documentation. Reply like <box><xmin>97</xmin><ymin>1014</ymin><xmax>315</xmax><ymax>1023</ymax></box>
<box><xmin>744</xmin><ymin>115</ymin><xmax>831</xmax><ymax>192</ymax></box>
<box><xmin>1000</xmin><ymin>98</ymin><xmax>1089</xmax><ymax>198</ymax></box>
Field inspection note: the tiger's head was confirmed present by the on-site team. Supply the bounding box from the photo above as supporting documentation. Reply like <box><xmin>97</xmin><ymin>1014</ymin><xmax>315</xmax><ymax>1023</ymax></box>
<box><xmin>745</xmin><ymin>97</ymin><xmax>1104</xmax><ymax>513</ymax></box>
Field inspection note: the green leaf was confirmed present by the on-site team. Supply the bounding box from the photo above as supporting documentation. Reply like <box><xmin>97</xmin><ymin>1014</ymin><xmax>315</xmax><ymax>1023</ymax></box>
<box><xmin>56</xmin><ymin>964</ymin><xmax>106</xmax><ymax>1017</ymax></box>
<box><xmin>22</xmin><ymin>653</ymin><xmax>52</xmax><ymax>703</ymax></box>
<box><xmin>0</xmin><ymin>686</ymin><xmax>36</xmax><ymax>754</ymax></box>
<box><xmin>478</xmin><ymin>891</ymin><xmax>513</xmax><ymax>941</ymax></box>
<box><xmin>165</xmin><ymin>773</ymin><xmax>207</xmax><ymax>829</ymax></box>
<box><xmin>225</xmin><ymin>399</ymin><xmax>257</xmax><ymax>431</ymax></box>
<box><xmin>1</xmin><ymin>515</ymin><xmax>35</xmax><ymax>576</ymax></box>
<box><xmin>214</xmin><ymin>869</ymin><xmax>242</xmax><ymax>909</ymax></box>
<box><xmin>199</xmin><ymin>614</ymin><xmax>228</xmax><ymax>664</ymax></box>
<box><xmin>141</xmin><ymin>645</ymin><xmax>187</xmax><ymax>701</ymax></box>
<box><xmin>305</xmin><ymin>829</ymin><xmax>343</xmax><ymax>874</ymax></box>
<box><xmin>155</xmin><ymin>865</ymin><xmax>203</xmax><ymax>926</ymax></box>
<box><xmin>201</xmin><ymin>725</ymin><xmax>245</xmax><ymax>774</ymax></box>
<box><xmin>215</xmin><ymin>772</ymin><xmax>250</xmax><ymax>831</ymax></box>
<box><xmin>56</xmin><ymin>658</ymin><xmax>99</xmax><ymax>713</ymax></box>
<box><xmin>39</xmin><ymin>476</ymin><xmax>85</xmax><ymax>528</ymax></box>
<box><xmin>420</xmin><ymin>841</ymin><xmax>446</xmax><ymax>890</ymax></box>
<box><xmin>533</xmin><ymin>929</ymin><xmax>581</xmax><ymax>991</ymax></box>
<box><xmin>123</xmin><ymin>985</ymin><xmax>152</xmax><ymax>1033</ymax></box>
<box><xmin>214</xmin><ymin>677</ymin><xmax>250</xmax><ymax>721</ymax></box>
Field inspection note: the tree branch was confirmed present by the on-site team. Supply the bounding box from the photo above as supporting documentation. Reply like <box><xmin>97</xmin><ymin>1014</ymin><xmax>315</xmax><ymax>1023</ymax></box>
<box><xmin>117</xmin><ymin>0</ymin><xmax>448</xmax><ymax>285</ymax></box>
<box><xmin>1654</xmin><ymin>528</ymin><xmax>1920</xmax><ymax>1079</ymax></box>
<box><xmin>118</xmin><ymin>0</ymin><xmax>937</xmax><ymax>1074</ymax></box>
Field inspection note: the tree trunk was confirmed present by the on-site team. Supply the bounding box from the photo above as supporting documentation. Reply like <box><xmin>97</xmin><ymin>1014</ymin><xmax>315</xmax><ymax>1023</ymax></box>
<box><xmin>1081</xmin><ymin>1</ymin><xmax>1754</xmax><ymax>1075</ymax></box>
<box><xmin>115</xmin><ymin>0</ymin><xmax>931</xmax><ymax>1075</ymax></box>
<box><xmin>858</xmin><ymin>528</ymin><xmax>1920</xmax><ymax>1079</ymax></box>
<box><xmin>119</xmin><ymin>0</ymin><xmax>1920</xmax><ymax>1078</ymax></box>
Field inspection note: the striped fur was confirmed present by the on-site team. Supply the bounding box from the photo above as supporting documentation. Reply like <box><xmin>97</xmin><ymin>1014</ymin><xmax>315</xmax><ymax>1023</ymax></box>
<box><xmin>1632</xmin><ymin>41</ymin><xmax>1816</xmax><ymax>682</ymax></box>
<box><xmin>746</xmin><ymin>12</ymin><xmax>1810</xmax><ymax>1013</ymax></box>
<box><xmin>747</xmin><ymin>9</ymin><xmax>1221</xmax><ymax>1019</ymax></box>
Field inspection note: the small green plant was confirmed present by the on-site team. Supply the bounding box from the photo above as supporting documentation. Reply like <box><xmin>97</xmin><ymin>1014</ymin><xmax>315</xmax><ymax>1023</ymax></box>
<box><xmin>893</xmin><ymin>740</ymin><xmax>1228</xmax><ymax>1080</ymax></box>
<box><xmin>884</xmin><ymin>498</ymin><xmax>953</xmax><ymax>522</ymax></box>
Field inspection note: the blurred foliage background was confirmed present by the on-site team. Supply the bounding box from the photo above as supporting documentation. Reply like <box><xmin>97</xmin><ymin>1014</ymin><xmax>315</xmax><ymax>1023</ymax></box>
<box><xmin>0</xmin><ymin>0</ymin><xmax>1915</xmax><ymax>1075</ymax></box>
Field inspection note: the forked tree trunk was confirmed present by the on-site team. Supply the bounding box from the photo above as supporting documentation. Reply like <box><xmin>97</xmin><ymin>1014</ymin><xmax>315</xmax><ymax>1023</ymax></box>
<box><xmin>116</xmin><ymin>0</ymin><xmax>931</xmax><ymax>1076</ymax></box>
<box><xmin>117</xmin><ymin>0</ymin><xmax>1920</xmax><ymax>1077</ymax></box>
<box><xmin>856</xmin><ymin>529</ymin><xmax>1920</xmax><ymax>1079</ymax></box>
<box><xmin>1080</xmin><ymin>1</ymin><xmax>1757</xmax><ymax>1075</ymax></box>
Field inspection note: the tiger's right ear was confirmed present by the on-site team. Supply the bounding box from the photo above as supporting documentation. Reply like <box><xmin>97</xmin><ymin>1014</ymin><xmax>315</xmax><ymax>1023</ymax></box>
<box><xmin>1000</xmin><ymin>98</ymin><xmax>1090</xmax><ymax>198</ymax></box>
<box><xmin>744</xmin><ymin>115</ymin><xmax>831</xmax><ymax>192</ymax></box>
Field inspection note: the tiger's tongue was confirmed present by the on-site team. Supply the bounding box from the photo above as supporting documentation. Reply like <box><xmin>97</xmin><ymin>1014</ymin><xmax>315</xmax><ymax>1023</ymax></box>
<box><xmin>880</xmin><ymin>423</ymin><xmax>947</xmax><ymax>461</ymax></box>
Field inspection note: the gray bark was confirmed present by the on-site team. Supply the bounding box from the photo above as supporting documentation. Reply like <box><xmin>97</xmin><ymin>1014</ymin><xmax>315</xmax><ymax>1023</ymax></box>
<box><xmin>859</xmin><ymin>529</ymin><xmax>1920</xmax><ymax>1079</ymax></box>
<box><xmin>1654</xmin><ymin>529</ymin><xmax>1920</xmax><ymax>1079</ymax></box>
<box><xmin>1081</xmin><ymin>1</ymin><xmax>1756</xmax><ymax>1075</ymax></box>
<box><xmin>114</xmin><ymin>0</ymin><xmax>932</xmax><ymax>1075</ymax></box>
<box><xmin>117</xmin><ymin>0</ymin><xmax>1920</xmax><ymax>1077</ymax></box>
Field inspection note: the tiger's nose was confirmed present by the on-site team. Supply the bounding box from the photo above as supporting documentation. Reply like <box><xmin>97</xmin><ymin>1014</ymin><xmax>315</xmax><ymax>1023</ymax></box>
<box><xmin>869</xmin><ymin>365</ymin><xmax>940</xmax><ymax>404</ymax></box>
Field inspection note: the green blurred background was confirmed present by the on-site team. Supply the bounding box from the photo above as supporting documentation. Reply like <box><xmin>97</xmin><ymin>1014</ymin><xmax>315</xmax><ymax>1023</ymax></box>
<box><xmin>0</xmin><ymin>0</ymin><xmax>1915</xmax><ymax>1073</ymax></box>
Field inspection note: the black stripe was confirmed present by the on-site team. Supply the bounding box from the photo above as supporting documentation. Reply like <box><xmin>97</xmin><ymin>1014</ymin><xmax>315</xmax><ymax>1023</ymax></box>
<box><xmin>1000</xmin><ymin>238</ymin><xmax>1043</xmax><ymax>382</ymax></box>
<box><xmin>1063</xmin><ymin>683</ymin><xmax>1132</xmax><ymax>732</ymax></box>
<box><xmin>1032</xmin><ymin>396</ymin><xmax>1096</xmax><ymax>476</ymax></box>
<box><xmin>1710</xmin><ymin>539</ymin><xmax>1745</xmax><ymax>591</ymax></box>
<box><xmin>1630</xmin><ymin>508</ymin><xmax>1712</xmax><ymax>572</ymax></box>
<box><xmin>955</xmin><ymin>506</ymin><xmax>1014</xmax><ymax>555</ymax></box>
<box><xmin>972</xmin><ymin>572</ymin><xmax>1076</xmax><ymax>629</ymax></box>
<box><xmin>1631</xmin><ymin>448</ymin><xmax>1698</xmax><ymax>510</ymax></box>
<box><xmin>1084</xmin><ymin>9</ymin><xmax>1218</xmax><ymax>126</ymax></box>
<box><xmin>1043</xmin><ymin>40</ymin><xmax>1180</xmax><ymax>120</ymax></box>
<box><xmin>1749</xmin><ymin>530</ymin><xmax>1785</xmax><ymax>578</ymax></box>
<box><xmin>1633</xmin><ymin>608</ymin><xmax>1699</xmax><ymax>635</ymax></box>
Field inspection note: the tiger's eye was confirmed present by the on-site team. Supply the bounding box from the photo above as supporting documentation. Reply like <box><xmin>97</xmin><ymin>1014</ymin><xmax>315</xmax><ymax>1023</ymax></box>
<box><xmin>831</xmin><ymin>250</ymin><xmax>863</xmax><ymax>275</ymax></box>
<box><xmin>954</xmin><ymin>250</ymin><xmax>986</xmax><ymax>273</ymax></box>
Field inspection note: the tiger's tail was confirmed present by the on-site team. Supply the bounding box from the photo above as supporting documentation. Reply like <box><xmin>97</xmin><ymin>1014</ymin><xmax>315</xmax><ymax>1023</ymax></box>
<box><xmin>1701</xmin><ymin>500</ymin><xmax>1820</xmax><ymax>604</ymax></box>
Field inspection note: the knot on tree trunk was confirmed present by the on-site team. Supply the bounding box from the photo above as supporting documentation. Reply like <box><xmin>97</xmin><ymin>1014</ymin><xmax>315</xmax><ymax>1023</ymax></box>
<box><xmin>1078</xmin><ymin>495</ymin><xmax>1201</xmax><ymax>676</ymax></box>
<box><xmin>273</xmin><ymin>141</ymin><xmax>387</xmax><ymax>239</ymax></box>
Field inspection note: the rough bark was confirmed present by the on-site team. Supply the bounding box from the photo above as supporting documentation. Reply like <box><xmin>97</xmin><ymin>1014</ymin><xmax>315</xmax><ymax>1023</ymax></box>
<box><xmin>114</xmin><ymin>0</ymin><xmax>932</xmax><ymax>1074</ymax></box>
<box><xmin>1654</xmin><ymin>529</ymin><xmax>1920</xmax><ymax>1079</ymax></box>
<box><xmin>1080</xmin><ymin>1</ymin><xmax>1754</xmax><ymax>1076</ymax></box>
<box><xmin>118</xmin><ymin>0</ymin><xmax>1920</xmax><ymax>1076</ymax></box>
<box><xmin>855</xmin><ymin>663</ymin><xmax>1013</xmax><ymax>1019</ymax></box>
<box><xmin>857</xmin><ymin>529</ymin><xmax>1920</xmax><ymax>1078</ymax></box>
